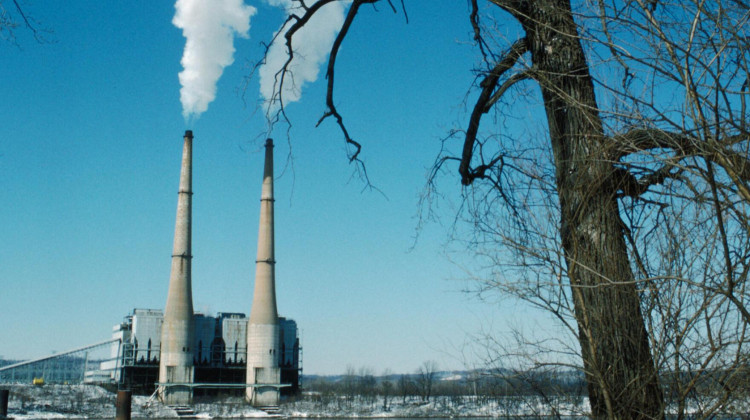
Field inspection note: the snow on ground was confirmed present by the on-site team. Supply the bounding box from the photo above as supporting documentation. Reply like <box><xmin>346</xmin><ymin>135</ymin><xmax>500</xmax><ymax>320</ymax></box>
<box><xmin>3</xmin><ymin>385</ymin><xmax>590</xmax><ymax>419</ymax></box>
<box><xmin>4</xmin><ymin>384</ymin><xmax>749</xmax><ymax>419</ymax></box>
<box><xmin>279</xmin><ymin>394</ymin><xmax>589</xmax><ymax>418</ymax></box>
<box><xmin>4</xmin><ymin>384</ymin><xmax>269</xmax><ymax>419</ymax></box>
<box><xmin>7</xmin><ymin>384</ymin><xmax>110</xmax><ymax>419</ymax></box>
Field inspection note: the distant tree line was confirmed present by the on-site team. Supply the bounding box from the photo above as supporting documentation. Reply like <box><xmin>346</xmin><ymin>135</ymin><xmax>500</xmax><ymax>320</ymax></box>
<box><xmin>299</xmin><ymin>361</ymin><xmax>589</xmax><ymax>410</ymax></box>
<box><xmin>297</xmin><ymin>360</ymin><xmax>750</xmax><ymax>415</ymax></box>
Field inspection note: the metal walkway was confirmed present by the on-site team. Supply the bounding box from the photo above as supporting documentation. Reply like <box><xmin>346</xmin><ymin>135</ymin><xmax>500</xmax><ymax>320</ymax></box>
<box><xmin>0</xmin><ymin>338</ymin><xmax>120</xmax><ymax>384</ymax></box>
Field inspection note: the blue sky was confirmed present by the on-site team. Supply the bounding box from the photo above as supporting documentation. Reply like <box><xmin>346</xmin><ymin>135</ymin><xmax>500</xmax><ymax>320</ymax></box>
<box><xmin>0</xmin><ymin>1</ymin><xmax>545</xmax><ymax>375</ymax></box>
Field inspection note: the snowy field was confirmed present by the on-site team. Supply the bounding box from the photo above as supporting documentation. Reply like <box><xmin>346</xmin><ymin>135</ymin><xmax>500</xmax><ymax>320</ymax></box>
<box><xmin>280</xmin><ymin>393</ymin><xmax>589</xmax><ymax>418</ymax></box>
<box><xmin>4</xmin><ymin>384</ymin><xmax>269</xmax><ymax>419</ymax></box>
<box><xmin>3</xmin><ymin>384</ymin><xmax>588</xmax><ymax>419</ymax></box>
<box><xmin>3</xmin><ymin>384</ymin><xmax>749</xmax><ymax>419</ymax></box>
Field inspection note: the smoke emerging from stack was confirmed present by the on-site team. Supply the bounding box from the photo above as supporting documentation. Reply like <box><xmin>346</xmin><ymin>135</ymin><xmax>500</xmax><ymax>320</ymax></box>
<box><xmin>173</xmin><ymin>0</ymin><xmax>256</xmax><ymax>121</ymax></box>
<box><xmin>259</xmin><ymin>0</ymin><xmax>347</xmax><ymax>109</ymax></box>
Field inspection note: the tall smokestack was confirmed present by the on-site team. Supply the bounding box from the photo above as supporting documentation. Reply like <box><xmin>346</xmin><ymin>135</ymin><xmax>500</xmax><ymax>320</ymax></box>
<box><xmin>246</xmin><ymin>139</ymin><xmax>281</xmax><ymax>407</ymax></box>
<box><xmin>159</xmin><ymin>130</ymin><xmax>195</xmax><ymax>405</ymax></box>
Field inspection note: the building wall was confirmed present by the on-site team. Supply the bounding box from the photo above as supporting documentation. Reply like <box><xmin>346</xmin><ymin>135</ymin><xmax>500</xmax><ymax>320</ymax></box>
<box><xmin>220</xmin><ymin>313</ymin><xmax>247</xmax><ymax>364</ymax></box>
<box><xmin>100</xmin><ymin>322</ymin><xmax>132</xmax><ymax>380</ymax></box>
<box><xmin>132</xmin><ymin>309</ymin><xmax>163</xmax><ymax>364</ymax></box>
<box><xmin>98</xmin><ymin>308</ymin><xmax>299</xmax><ymax>394</ymax></box>
<box><xmin>193</xmin><ymin>314</ymin><xmax>216</xmax><ymax>365</ymax></box>
<box><xmin>279</xmin><ymin>317</ymin><xmax>300</xmax><ymax>394</ymax></box>
<box><xmin>279</xmin><ymin>318</ymin><xmax>298</xmax><ymax>368</ymax></box>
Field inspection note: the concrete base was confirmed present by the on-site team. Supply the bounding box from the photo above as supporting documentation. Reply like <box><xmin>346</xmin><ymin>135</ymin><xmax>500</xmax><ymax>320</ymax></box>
<box><xmin>246</xmin><ymin>364</ymin><xmax>280</xmax><ymax>406</ymax></box>
<box><xmin>160</xmin><ymin>385</ymin><xmax>193</xmax><ymax>406</ymax></box>
<box><xmin>248</xmin><ymin>383</ymin><xmax>280</xmax><ymax>408</ymax></box>
<box><xmin>159</xmin><ymin>365</ymin><xmax>194</xmax><ymax>406</ymax></box>
<box><xmin>245</xmin><ymin>322</ymin><xmax>280</xmax><ymax>407</ymax></box>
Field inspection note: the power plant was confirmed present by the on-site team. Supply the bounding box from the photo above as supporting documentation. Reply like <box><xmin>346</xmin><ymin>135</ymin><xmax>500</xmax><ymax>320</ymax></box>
<box><xmin>0</xmin><ymin>131</ymin><xmax>300</xmax><ymax>408</ymax></box>
<box><xmin>120</xmin><ymin>132</ymin><xmax>299</xmax><ymax>406</ymax></box>
<box><xmin>154</xmin><ymin>132</ymin><xmax>296</xmax><ymax>407</ymax></box>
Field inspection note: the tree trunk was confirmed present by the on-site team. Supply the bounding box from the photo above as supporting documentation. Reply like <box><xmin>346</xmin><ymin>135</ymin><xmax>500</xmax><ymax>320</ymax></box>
<box><xmin>512</xmin><ymin>1</ymin><xmax>664</xmax><ymax>418</ymax></box>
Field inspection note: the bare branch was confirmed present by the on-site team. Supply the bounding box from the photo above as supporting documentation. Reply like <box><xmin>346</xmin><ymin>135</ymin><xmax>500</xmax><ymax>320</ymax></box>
<box><xmin>460</xmin><ymin>37</ymin><xmax>529</xmax><ymax>186</ymax></box>
<box><xmin>316</xmin><ymin>0</ymin><xmax>378</xmax><ymax>166</ymax></box>
<box><xmin>613</xmin><ymin>164</ymin><xmax>683</xmax><ymax>199</ymax></box>
<box><xmin>484</xmin><ymin>70</ymin><xmax>532</xmax><ymax>112</ymax></box>
<box><xmin>470</xmin><ymin>0</ymin><xmax>494</xmax><ymax>64</ymax></box>
<box><xmin>11</xmin><ymin>0</ymin><xmax>34</xmax><ymax>35</ymax></box>
<box><xmin>1</xmin><ymin>0</ymin><xmax>50</xmax><ymax>45</ymax></box>
<box><xmin>614</xmin><ymin>128</ymin><xmax>694</xmax><ymax>158</ymax></box>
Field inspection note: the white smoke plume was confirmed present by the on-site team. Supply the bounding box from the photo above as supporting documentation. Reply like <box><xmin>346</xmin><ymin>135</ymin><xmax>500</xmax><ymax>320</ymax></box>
<box><xmin>173</xmin><ymin>0</ymin><xmax>257</xmax><ymax>121</ymax></box>
<box><xmin>259</xmin><ymin>0</ymin><xmax>347</xmax><ymax>109</ymax></box>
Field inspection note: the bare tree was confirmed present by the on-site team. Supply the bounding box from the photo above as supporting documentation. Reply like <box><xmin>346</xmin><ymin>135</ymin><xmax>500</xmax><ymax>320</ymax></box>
<box><xmin>459</xmin><ymin>1</ymin><xmax>750</xmax><ymax>417</ymax></box>
<box><xmin>397</xmin><ymin>373</ymin><xmax>411</xmax><ymax>404</ymax></box>
<box><xmin>415</xmin><ymin>360</ymin><xmax>438</xmax><ymax>402</ymax></box>
<box><xmin>255</xmin><ymin>0</ymin><xmax>750</xmax><ymax>418</ymax></box>
<box><xmin>381</xmin><ymin>369</ymin><xmax>393</xmax><ymax>411</ymax></box>
<box><xmin>357</xmin><ymin>366</ymin><xmax>377</xmax><ymax>406</ymax></box>
<box><xmin>342</xmin><ymin>364</ymin><xmax>357</xmax><ymax>407</ymax></box>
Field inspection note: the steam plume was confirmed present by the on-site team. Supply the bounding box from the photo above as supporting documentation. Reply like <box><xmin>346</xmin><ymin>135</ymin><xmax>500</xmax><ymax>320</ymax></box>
<box><xmin>259</xmin><ymin>0</ymin><xmax>347</xmax><ymax>109</ymax></box>
<box><xmin>173</xmin><ymin>0</ymin><xmax>256</xmax><ymax>120</ymax></box>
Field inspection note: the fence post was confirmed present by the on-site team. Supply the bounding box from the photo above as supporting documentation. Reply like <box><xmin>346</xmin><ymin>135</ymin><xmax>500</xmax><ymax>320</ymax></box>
<box><xmin>0</xmin><ymin>389</ymin><xmax>9</xmax><ymax>419</ymax></box>
<box><xmin>115</xmin><ymin>389</ymin><xmax>131</xmax><ymax>420</ymax></box>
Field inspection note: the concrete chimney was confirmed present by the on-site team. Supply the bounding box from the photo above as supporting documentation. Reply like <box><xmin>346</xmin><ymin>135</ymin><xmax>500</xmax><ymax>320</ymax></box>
<box><xmin>159</xmin><ymin>130</ymin><xmax>195</xmax><ymax>405</ymax></box>
<box><xmin>246</xmin><ymin>139</ymin><xmax>281</xmax><ymax>407</ymax></box>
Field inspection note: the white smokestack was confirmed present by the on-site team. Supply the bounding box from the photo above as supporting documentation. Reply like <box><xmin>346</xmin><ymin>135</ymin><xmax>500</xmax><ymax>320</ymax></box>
<box><xmin>158</xmin><ymin>130</ymin><xmax>195</xmax><ymax>406</ymax></box>
<box><xmin>259</xmin><ymin>0</ymin><xmax>347</xmax><ymax>110</ymax></box>
<box><xmin>173</xmin><ymin>0</ymin><xmax>256</xmax><ymax>121</ymax></box>
<box><xmin>246</xmin><ymin>138</ymin><xmax>280</xmax><ymax>406</ymax></box>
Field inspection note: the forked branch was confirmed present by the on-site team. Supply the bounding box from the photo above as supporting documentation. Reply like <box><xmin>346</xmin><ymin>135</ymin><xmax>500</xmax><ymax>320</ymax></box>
<box><xmin>460</xmin><ymin>37</ymin><xmax>529</xmax><ymax>186</ymax></box>
<box><xmin>614</xmin><ymin>128</ymin><xmax>750</xmax><ymax>201</ymax></box>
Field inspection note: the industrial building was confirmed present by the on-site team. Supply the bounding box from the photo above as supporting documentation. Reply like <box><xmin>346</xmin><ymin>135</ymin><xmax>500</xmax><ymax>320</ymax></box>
<box><xmin>0</xmin><ymin>132</ymin><xmax>297</xmax><ymax>409</ymax></box>
<box><xmin>92</xmin><ymin>309</ymin><xmax>300</xmax><ymax>396</ymax></box>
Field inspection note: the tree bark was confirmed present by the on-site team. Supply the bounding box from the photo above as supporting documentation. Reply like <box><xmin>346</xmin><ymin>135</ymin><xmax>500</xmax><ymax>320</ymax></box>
<box><xmin>505</xmin><ymin>1</ymin><xmax>664</xmax><ymax>418</ymax></box>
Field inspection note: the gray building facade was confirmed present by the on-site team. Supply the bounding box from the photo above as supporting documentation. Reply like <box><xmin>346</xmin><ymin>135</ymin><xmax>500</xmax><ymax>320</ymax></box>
<box><xmin>97</xmin><ymin>309</ymin><xmax>300</xmax><ymax>395</ymax></box>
